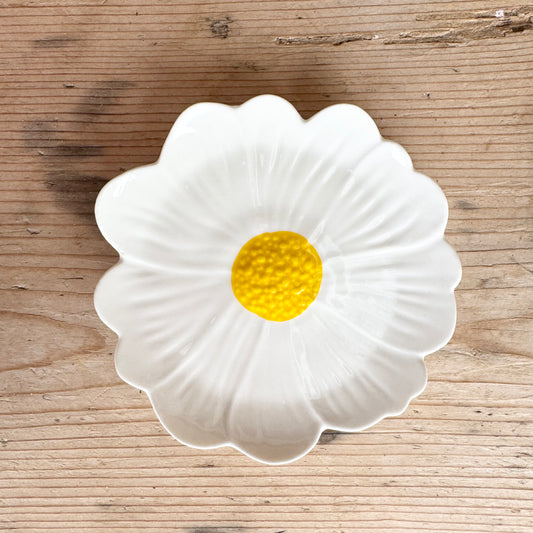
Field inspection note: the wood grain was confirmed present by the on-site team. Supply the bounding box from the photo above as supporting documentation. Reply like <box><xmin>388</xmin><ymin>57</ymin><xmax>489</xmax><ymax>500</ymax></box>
<box><xmin>0</xmin><ymin>1</ymin><xmax>532</xmax><ymax>532</ymax></box>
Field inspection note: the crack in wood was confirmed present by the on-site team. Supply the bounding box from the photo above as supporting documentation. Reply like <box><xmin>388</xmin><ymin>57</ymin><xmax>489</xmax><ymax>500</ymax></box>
<box><xmin>277</xmin><ymin>33</ymin><xmax>372</xmax><ymax>45</ymax></box>
<box><xmin>277</xmin><ymin>6</ymin><xmax>533</xmax><ymax>46</ymax></box>
<box><xmin>387</xmin><ymin>6</ymin><xmax>532</xmax><ymax>44</ymax></box>
<box><xmin>186</xmin><ymin>528</ymin><xmax>248</xmax><ymax>533</ymax></box>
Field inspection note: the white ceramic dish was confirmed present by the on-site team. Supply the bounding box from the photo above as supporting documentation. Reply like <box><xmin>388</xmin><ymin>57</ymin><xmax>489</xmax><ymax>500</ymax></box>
<box><xmin>94</xmin><ymin>95</ymin><xmax>461</xmax><ymax>464</ymax></box>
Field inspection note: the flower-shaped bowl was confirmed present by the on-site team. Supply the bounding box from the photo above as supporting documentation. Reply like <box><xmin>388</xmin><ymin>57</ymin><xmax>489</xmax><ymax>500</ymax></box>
<box><xmin>95</xmin><ymin>95</ymin><xmax>461</xmax><ymax>464</ymax></box>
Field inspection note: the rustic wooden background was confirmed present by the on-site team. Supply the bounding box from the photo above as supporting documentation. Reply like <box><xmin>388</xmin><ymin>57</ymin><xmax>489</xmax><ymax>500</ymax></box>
<box><xmin>1</xmin><ymin>1</ymin><xmax>532</xmax><ymax>532</ymax></box>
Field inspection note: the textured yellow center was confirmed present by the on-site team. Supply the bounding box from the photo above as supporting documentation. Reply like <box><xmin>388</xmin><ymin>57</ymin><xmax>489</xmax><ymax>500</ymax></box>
<box><xmin>231</xmin><ymin>231</ymin><xmax>322</xmax><ymax>322</ymax></box>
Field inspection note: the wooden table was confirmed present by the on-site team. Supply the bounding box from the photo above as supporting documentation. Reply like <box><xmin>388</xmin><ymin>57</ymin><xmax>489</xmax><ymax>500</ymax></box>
<box><xmin>1</xmin><ymin>1</ymin><xmax>532</xmax><ymax>532</ymax></box>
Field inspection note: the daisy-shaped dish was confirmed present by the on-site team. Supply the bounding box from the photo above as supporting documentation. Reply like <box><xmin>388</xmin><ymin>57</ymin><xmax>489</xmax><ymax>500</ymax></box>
<box><xmin>95</xmin><ymin>95</ymin><xmax>461</xmax><ymax>464</ymax></box>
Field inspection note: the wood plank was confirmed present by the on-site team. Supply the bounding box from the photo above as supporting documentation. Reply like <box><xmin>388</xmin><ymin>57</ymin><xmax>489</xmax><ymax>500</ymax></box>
<box><xmin>0</xmin><ymin>0</ymin><xmax>532</xmax><ymax>532</ymax></box>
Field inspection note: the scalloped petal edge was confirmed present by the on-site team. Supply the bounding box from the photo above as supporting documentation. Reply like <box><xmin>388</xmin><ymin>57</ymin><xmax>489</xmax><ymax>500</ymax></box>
<box><xmin>94</xmin><ymin>95</ymin><xmax>461</xmax><ymax>464</ymax></box>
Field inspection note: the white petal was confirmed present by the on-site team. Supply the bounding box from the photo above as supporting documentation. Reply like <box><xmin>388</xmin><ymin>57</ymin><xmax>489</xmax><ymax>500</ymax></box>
<box><xmin>95</xmin><ymin>163</ymin><xmax>241</xmax><ymax>271</ymax></box>
<box><xmin>159</xmin><ymin>95</ymin><xmax>303</xmax><ymax>227</ymax></box>
<box><xmin>148</xmin><ymin>303</ymin><xmax>267</xmax><ymax>448</ymax></box>
<box><xmin>94</xmin><ymin>260</ymin><xmax>232</xmax><ymax>389</ymax></box>
<box><xmin>225</xmin><ymin>321</ymin><xmax>322</xmax><ymax>464</ymax></box>
<box><xmin>316</xmin><ymin>141</ymin><xmax>448</xmax><ymax>255</ymax></box>
<box><xmin>293</xmin><ymin>303</ymin><xmax>428</xmax><ymax>430</ymax></box>
<box><xmin>238</xmin><ymin>103</ymin><xmax>383</xmax><ymax>235</ymax></box>
<box><xmin>160</xmin><ymin>95</ymin><xmax>303</xmax><ymax>172</ymax></box>
<box><xmin>320</xmin><ymin>239</ymin><xmax>460</xmax><ymax>355</ymax></box>
<box><xmin>150</xmin><ymin>319</ymin><xmax>322</xmax><ymax>462</ymax></box>
<box><xmin>157</xmin><ymin>96</ymin><xmax>309</xmax><ymax>248</ymax></box>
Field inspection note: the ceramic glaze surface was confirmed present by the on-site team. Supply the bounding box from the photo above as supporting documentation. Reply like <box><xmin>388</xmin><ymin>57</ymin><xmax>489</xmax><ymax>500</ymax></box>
<box><xmin>94</xmin><ymin>95</ymin><xmax>461</xmax><ymax>464</ymax></box>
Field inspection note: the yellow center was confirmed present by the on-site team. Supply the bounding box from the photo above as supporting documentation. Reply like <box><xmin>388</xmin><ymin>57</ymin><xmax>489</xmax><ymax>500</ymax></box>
<box><xmin>231</xmin><ymin>231</ymin><xmax>322</xmax><ymax>322</ymax></box>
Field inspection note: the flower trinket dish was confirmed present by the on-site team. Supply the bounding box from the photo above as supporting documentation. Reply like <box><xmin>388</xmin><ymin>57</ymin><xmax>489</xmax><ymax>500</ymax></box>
<box><xmin>94</xmin><ymin>95</ymin><xmax>461</xmax><ymax>464</ymax></box>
